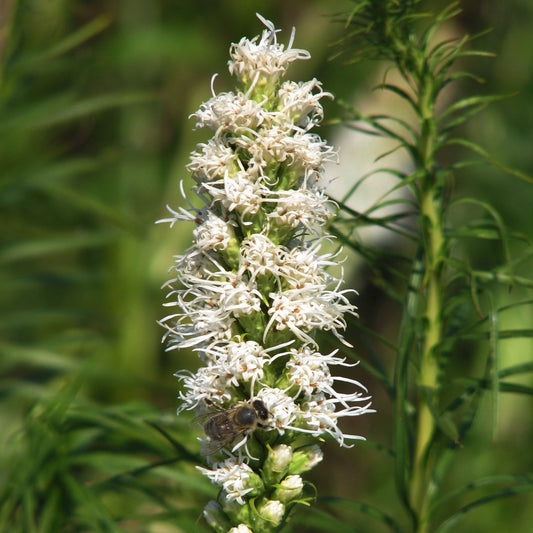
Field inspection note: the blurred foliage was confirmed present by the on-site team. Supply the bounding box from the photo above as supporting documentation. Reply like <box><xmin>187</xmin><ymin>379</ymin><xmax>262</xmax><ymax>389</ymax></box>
<box><xmin>0</xmin><ymin>0</ymin><xmax>532</xmax><ymax>532</ymax></box>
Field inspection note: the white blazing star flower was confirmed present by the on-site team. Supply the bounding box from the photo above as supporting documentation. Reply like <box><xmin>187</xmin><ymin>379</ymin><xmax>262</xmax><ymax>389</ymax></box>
<box><xmin>298</xmin><ymin>391</ymin><xmax>373</xmax><ymax>446</ymax></box>
<box><xmin>276</xmin><ymin>79</ymin><xmax>331</xmax><ymax>130</ymax></box>
<box><xmin>228</xmin><ymin>15</ymin><xmax>310</xmax><ymax>93</ymax></box>
<box><xmin>238</xmin><ymin>233</ymin><xmax>282</xmax><ymax>282</ymax></box>
<box><xmin>267</xmin><ymin>188</ymin><xmax>333</xmax><ymax>232</ymax></box>
<box><xmin>202</xmin><ymin>170</ymin><xmax>268</xmax><ymax>217</ymax></box>
<box><xmin>265</xmin><ymin>284</ymin><xmax>356</xmax><ymax>347</ymax></box>
<box><xmin>175</xmin><ymin>363</ymin><xmax>234</xmax><ymax>411</ymax></box>
<box><xmin>203</xmin><ymin>340</ymin><xmax>268</xmax><ymax>391</ymax></box>
<box><xmin>256</xmin><ymin>387</ymin><xmax>299</xmax><ymax>434</ymax></box>
<box><xmin>160</xmin><ymin>14</ymin><xmax>372</xmax><ymax>530</ymax></box>
<box><xmin>191</xmin><ymin>89</ymin><xmax>267</xmax><ymax>135</ymax></box>
<box><xmin>280</xmin><ymin>239</ymin><xmax>340</xmax><ymax>287</ymax></box>
<box><xmin>187</xmin><ymin>138</ymin><xmax>236</xmax><ymax>182</ymax></box>
<box><xmin>193</xmin><ymin>213</ymin><xmax>233</xmax><ymax>252</ymax></box>
<box><xmin>197</xmin><ymin>457</ymin><xmax>257</xmax><ymax>505</ymax></box>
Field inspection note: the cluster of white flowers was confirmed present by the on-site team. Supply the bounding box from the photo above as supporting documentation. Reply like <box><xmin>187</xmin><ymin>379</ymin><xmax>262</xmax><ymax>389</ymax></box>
<box><xmin>198</xmin><ymin>457</ymin><xmax>257</xmax><ymax>505</ymax></box>
<box><xmin>161</xmin><ymin>14</ymin><xmax>372</xmax><ymax>530</ymax></box>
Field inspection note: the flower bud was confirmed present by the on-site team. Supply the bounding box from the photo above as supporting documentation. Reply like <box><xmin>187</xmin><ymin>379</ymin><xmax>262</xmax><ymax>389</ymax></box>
<box><xmin>222</xmin><ymin>497</ymin><xmax>251</xmax><ymax>526</ymax></box>
<box><xmin>272</xmin><ymin>474</ymin><xmax>304</xmax><ymax>503</ymax></box>
<box><xmin>263</xmin><ymin>444</ymin><xmax>293</xmax><ymax>485</ymax></box>
<box><xmin>289</xmin><ymin>445</ymin><xmax>324</xmax><ymax>475</ymax></box>
<box><xmin>203</xmin><ymin>500</ymin><xmax>231</xmax><ymax>533</ymax></box>
<box><xmin>245</xmin><ymin>471</ymin><xmax>266</xmax><ymax>497</ymax></box>
<box><xmin>257</xmin><ymin>499</ymin><xmax>285</xmax><ymax>527</ymax></box>
<box><xmin>229</xmin><ymin>525</ymin><xmax>253</xmax><ymax>533</ymax></box>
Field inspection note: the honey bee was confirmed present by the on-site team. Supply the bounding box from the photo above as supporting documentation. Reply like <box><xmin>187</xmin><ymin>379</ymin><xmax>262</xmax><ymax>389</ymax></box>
<box><xmin>201</xmin><ymin>399</ymin><xmax>270</xmax><ymax>455</ymax></box>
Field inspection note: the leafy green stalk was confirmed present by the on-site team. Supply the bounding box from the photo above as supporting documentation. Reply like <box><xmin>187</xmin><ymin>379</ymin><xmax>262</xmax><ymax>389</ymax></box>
<box><xmin>335</xmin><ymin>1</ymin><xmax>533</xmax><ymax>532</ymax></box>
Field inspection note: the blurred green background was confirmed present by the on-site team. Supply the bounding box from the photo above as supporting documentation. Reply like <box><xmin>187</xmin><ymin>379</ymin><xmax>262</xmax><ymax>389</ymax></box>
<box><xmin>1</xmin><ymin>1</ymin><xmax>532</xmax><ymax>532</ymax></box>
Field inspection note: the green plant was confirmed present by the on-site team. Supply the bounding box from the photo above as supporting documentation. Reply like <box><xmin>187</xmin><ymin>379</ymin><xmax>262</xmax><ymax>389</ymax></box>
<box><xmin>312</xmin><ymin>1</ymin><xmax>533</xmax><ymax>531</ymax></box>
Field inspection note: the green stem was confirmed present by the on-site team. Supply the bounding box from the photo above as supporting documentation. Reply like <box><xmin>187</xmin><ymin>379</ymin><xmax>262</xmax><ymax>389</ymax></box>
<box><xmin>410</xmin><ymin>212</ymin><xmax>442</xmax><ymax>531</ymax></box>
<box><xmin>409</xmin><ymin>68</ymin><xmax>446</xmax><ymax>531</ymax></box>
<box><xmin>410</xmin><ymin>126</ymin><xmax>445</xmax><ymax>533</ymax></box>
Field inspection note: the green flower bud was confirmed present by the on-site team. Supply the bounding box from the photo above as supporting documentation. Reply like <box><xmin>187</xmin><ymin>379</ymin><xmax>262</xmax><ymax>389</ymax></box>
<box><xmin>222</xmin><ymin>498</ymin><xmax>251</xmax><ymax>526</ymax></box>
<box><xmin>222</xmin><ymin>228</ymin><xmax>242</xmax><ymax>270</ymax></box>
<box><xmin>289</xmin><ymin>445</ymin><xmax>324</xmax><ymax>475</ymax></box>
<box><xmin>257</xmin><ymin>499</ymin><xmax>285</xmax><ymax>527</ymax></box>
<box><xmin>229</xmin><ymin>525</ymin><xmax>253</xmax><ymax>533</ymax></box>
<box><xmin>262</xmin><ymin>444</ymin><xmax>293</xmax><ymax>485</ymax></box>
<box><xmin>246</xmin><ymin>471</ymin><xmax>266</xmax><ymax>497</ymax></box>
<box><xmin>203</xmin><ymin>500</ymin><xmax>231</xmax><ymax>533</ymax></box>
<box><xmin>272</xmin><ymin>474</ymin><xmax>304</xmax><ymax>503</ymax></box>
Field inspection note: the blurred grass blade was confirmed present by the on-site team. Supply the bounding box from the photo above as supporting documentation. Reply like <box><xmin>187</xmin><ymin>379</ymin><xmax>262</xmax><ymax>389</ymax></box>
<box><xmin>321</xmin><ymin>497</ymin><xmax>403</xmax><ymax>533</ymax></box>
<box><xmin>17</xmin><ymin>15</ymin><xmax>112</xmax><ymax>67</ymax></box>
<box><xmin>0</xmin><ymin>232</ymin><xmax>119</xmax><ymax>264</ymax></box>
<box><xmin>433</xmin><ymin>476</ymin><xmax>533</xmax><ymax>533</ymax></box>
<box><xmin>2</xmin><ymin>92</ymin><xmax>154</xmax><ymax>132</ymax></box>
<box><xmin>447</xmin><ymin>138</ymin><xmax>533</xmax><ymax>184</ymax></box>
<box><xmin>291</xmin><ymin>506</ymin><xmax>357</xmax><ymax>533</ymax></box>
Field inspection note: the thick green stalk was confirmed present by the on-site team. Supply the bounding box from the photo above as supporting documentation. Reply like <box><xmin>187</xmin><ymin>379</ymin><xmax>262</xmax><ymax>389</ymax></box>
<box><xmin>410</xmin><ymin>187</ymin><xmax>444</xmax><ymax>532</ymax></box>
<box><xmin>410</xmin><ymin>75</ymin><xmax>445</xmax><ymax>532</ymax></box>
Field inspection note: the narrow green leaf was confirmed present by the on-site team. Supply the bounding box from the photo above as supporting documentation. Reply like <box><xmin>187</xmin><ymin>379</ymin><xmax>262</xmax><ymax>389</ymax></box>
<box><xmin>441</xmin><ymin>70</ymin><xmax>485</xmax><ymax>87</ymax></box>
<box><xmin>375</xmin><ymin>83</ymin><xmax>418</xmax><ymax>114</ymax></box>
<box><xmin>499</xmin><ymin>361</ymin><xmax>533</xmax><ymax>378</ymax></box>
<box><xmin>62</xmin><ymin>472</ymin><xmax>123</xmax><ymax>533</ymax></box>
<box><xmin>434</xmin><ymin>478</ymin><xmax>533</xmax><ymax>533</ymax></box>
<box><xmin>422</xmin><ymin>2</ymin><xmax>462</xmax><ymax>46</ymax></box>
<box><xmin>472</xmin><ymin>270</ymin><xmax>533</xmax><ymax>290</ymax></box>
<box><xmin>439</xmin><ymin>102</ymin><xmax>490</xmax><ymax>133</ymax></box>
<box><xmin>451</xmin><ymin>224</ymin><xmax>501</xmax><ymax>240</ymax></box>
<box><xmin>447</xmin><ymin>138</ymin><xmax>533</xmax><ymax>184</ymax></box>
<box><xmin>438</xmin><ymin>93</ymin><xmax>510</xmax><ymax>124</ymax></box>
<box><xmin>427</xmin><ymin>36</ymin><xmax>463</xmax><ymax>65</ymax></box>
<box><xmin>452</xmin><ymin>377</ymin><xmax>533</xmax><ymax>397</ymax></box>
<box><xmin>0</xmin><ymin>343</ymin><xmax>79</xmax><ymax>372</ymax></box>
<box><xmin>291</xmin><ymin>506</ymin><xmax>357</xmax><ymax>533</ymax></box>
<box><xmin>452</xmin><ymin>197</ymin><xmax>514</xmax><ymax>287</ymax></box>
<box><xmin>38</xmin><ymin>182</ymin><xmax>138</xmax><ymax>231</ymax></box>
<box><xmin>393</xmin><ymin>255</ymin><xmax>424</xmax><ymax>522</ymax></box>
<box><xmin>458</xmin><ymin>329</ymin><xmax>533</xmax><ymax>341</ymax></box>
<box><xmin>336</xmin><ymin>167</ymin><xmax>408</xmax><ymax>204</ymax></box>
<box><xmin>432</xmin><ymin>473</ymin><xmax>533</xmax><ymax>513</ymax></box>
<box><xmin>22</xmin><ymin>489</ymin><xmax>37</xmax><ymax>533</ymax></box>
<box><xmin>38</xmin><ymin>485</ymin><xmax>62</xmax><ymax>533</ymax></box>
<box><xmin>145</xmin><ymin>420</ymin><xmax>202</xmax><ymax>463</ymax></box>
<box><xmin>1</xmin><ymin>92</ymin><xmax>153</xmax><ymax>132</ymax></box>
<box><xmin>18</xmin><ymin>15</ymin><xmax>111</xmax><ymax>66</ymax></box>
<box><xmin>321</xmin><ymin>497</ymin><xmax>403</xmax><ymax>533</ymax></box>
<box><xmin>0</xmin><ymin>232</ymin><xmax>119</xmax><ymax>264</ymax></box>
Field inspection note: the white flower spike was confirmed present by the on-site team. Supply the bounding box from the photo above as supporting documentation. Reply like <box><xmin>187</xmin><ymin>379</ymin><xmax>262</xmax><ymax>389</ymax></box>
<box><xmin>161</xmin><ymin>14</ymin><xmax>373</xmax><ymax>531</ymax></box>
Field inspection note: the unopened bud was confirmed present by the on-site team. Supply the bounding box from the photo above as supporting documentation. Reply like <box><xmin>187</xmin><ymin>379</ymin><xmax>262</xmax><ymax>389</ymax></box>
<box><xmin>263</xmin><ymin>444</ymin><xmax>293</xmax><ymax>485</ymax></box>
<box><xmin>289</xmin><ymin>445</ymin><xmax>323</xmax><ymax>475</ymax></box>
<box><xmin>257</xmin><ymin>499</ymin><xmax>285</xmax><ymax>526</ymax></box>
<box><xmin>229</xmin><ymin>525</ymin><xmax>253</xmax><ymax>533</ymax></box>
<box><xmin>203</xmin><ymin>500</ymin><xmax>230</xmax><ymax>533</ymax></box>
<box><xmin>272</xmin><ymin>474</ymin><xmax>304</xmax><ymax>503</ymax></box>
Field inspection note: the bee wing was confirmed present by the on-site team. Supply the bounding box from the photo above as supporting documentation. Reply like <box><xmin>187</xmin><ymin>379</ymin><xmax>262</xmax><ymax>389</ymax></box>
<box><xmin>194</xmin><ymin>410</ymin><xmax>214</xmax><ymax>425</ymax></box>
<box><xmin>194</xmin><ymin>399</ymin><xmax>227</xmax><ymax>425</ymax></box>
<box><xmin>200</xmin><ymin>435</ymin><xmax>235</xmax><ymax>457</ymax></box>
<box><xmin>230</xmin><ymin>434</ymin><xmax>248</xmax><ymax>453</ymax></box>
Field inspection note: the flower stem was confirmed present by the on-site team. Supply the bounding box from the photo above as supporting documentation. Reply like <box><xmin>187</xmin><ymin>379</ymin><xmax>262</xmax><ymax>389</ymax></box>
<box><xmin>410</xmin><ymin>81</ymin><xmax>446</xmax><ymax>530</ymax></box>
<box><xmin>410</xmin><ymin>213</ymin><xmax>443</xmax><ymax>531</ymax></box>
